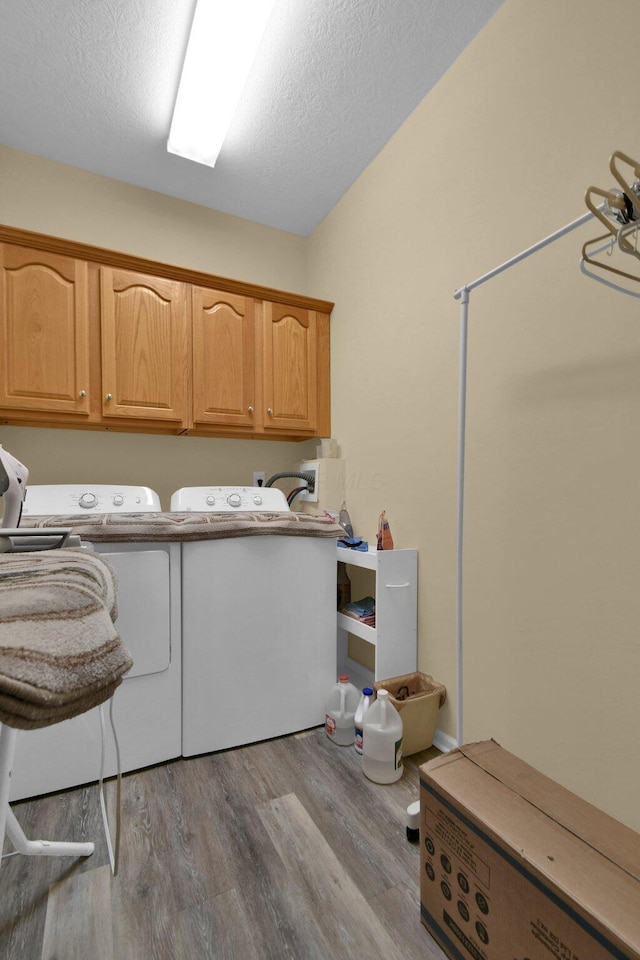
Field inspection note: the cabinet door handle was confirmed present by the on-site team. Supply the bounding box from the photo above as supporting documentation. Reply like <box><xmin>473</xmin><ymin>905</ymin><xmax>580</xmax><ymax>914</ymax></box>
<box><xmin>79</xmin><ymin>390</ymin><xmax>87</xmax><ymax>398</ymax></box>
<box><xmin>384</xmin><ymin>582</ymin><xmax>410</xmax><ymax>588</ymax></box>
<box><xmin>267</xmin><ymin>407</ymin><xmax>273</xmax><ymax>416</ymax></box>
<box><xmin>105</xmin><ymin>393</ymin><xmax>112</xmax><ymax>401</ymax></box>
<box><xmin>248</xmin><ymin>406</ymin><xmax>254</xmax><ymax>414</ymax></box>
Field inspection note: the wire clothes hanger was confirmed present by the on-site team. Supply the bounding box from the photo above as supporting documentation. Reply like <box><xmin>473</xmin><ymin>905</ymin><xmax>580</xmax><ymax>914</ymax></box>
<box><xmin>582</xmin><ymin>150</ymin><xmax>640</xmax><ymax>287</ymax></box>
<box><xmin>581</xmin><ymin>232</ymin><xmax>640</xmax><ymax>297</ymax></box>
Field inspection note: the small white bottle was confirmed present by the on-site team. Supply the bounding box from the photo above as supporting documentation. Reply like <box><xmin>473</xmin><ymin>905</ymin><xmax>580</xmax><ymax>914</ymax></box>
<box><xmin>325</xmin><ymin>675</ymin><xmax>360</xmax><ymax>746</ymax></box>
<box><xmin>354</xmin><ymin>687</ymin><xmax>375</xmax><ymax>755</ymax></box>
<box><xmin>362</xmin><ymin>689</ymin><xmax>403</xmax><ymax>783</ymax></box>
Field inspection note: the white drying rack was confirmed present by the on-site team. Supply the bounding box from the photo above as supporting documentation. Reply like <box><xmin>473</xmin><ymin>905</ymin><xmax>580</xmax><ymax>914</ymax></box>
<box><xmin>452</xmin><ymin>201</ymin><xmax>640</xmax><ymax>746</ymax></box>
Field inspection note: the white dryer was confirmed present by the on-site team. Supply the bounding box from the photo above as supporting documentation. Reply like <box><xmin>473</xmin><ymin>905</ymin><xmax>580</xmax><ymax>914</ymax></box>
<box><xmin>171</xmin><ymin>486</ymin><xmax>336</xmax><ymax>756</ymax></box>
<box><xmin>10</xmin><ymin>484</ymin><xmax>181</xmax><ymax>800</ymax></box>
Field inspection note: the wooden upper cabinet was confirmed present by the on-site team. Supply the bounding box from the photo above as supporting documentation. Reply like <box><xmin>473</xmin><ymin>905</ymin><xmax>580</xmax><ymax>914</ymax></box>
<box><xmin>0</xmin><ymin>244</ymin><xmax>90</xmax><ymax>415</ymax></box>
<box><xmin>263</xmin><ymin>302</ymin><xmax>317</xmax><ymax>433</ymax></box>
<box><xmin>100</xmin><ymin>268</ymin><xmax>189</xmax><ymax>424</ymax></box>
<box><xmin>0</xmin><ymin>225</ymin><xmax>332</xmax><ymax>438</ymax></box>
<box><xmin>192</xmin><ymin>287</ymin><xmax>256</xmax><ymax>428</ymax></box>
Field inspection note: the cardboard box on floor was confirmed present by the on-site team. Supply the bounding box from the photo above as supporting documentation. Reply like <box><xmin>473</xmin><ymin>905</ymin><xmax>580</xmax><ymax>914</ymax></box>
<box><xmin>420</xmin><ymin>740</ymin><xmax>640</xmax><ymax>960</ymax></box>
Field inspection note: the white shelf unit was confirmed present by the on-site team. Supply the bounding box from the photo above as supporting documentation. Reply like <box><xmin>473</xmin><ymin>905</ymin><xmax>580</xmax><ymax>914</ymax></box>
<box><xmin>337</xmin><ymin>546</ymin><xmax>417</xmax><ymax>692</ymax></box>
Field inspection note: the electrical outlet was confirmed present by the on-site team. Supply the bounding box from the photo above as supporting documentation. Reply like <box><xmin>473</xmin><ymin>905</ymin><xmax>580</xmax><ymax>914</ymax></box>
<box><xmin>253</xmin><ymin>471</ymin><xmax>265</xmax><ymax>487</ymax></box>
<box><xmin>298</xmin><ymin>460</ymin><xmax>319</xmax><ymax>502</ymax></box>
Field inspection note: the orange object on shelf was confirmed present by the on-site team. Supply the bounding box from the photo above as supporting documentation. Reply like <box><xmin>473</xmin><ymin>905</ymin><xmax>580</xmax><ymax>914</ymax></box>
<box><xmin>376</xmin><ymin>511</ymin><xmax>394</xmax><ymax>550</ymax></box>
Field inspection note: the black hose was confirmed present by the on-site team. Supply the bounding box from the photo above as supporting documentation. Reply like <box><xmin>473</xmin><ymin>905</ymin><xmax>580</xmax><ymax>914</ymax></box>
<box><xmin>287</xmin><ymin>486</ymin><xmax>308</xmax><ymax>507</ymax></box>
<box><xmin>265</xmin><ymin>471</ymin><xmax>315</xmax><ymax>491</ymax></box>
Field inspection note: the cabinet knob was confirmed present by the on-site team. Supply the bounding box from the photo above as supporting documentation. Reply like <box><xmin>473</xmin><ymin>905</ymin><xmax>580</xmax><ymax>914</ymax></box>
<box><xmin>267</xmin><ymin>407</ymin><xmax>273</xmax><ymax>416</ymax></box>
<box><xmin>248</xmin><ymin>406</ymin><xmax>254</xmax><ymax>415</ymax></box>
<box><xmin>79</xmin><ymin>390</ymin><xmax>87</xmax><ymax>398</ymax></box>
<box><xmin>105</xmin><ymin>393</ymin><xmax>112</xmax><ymax>401</ymax></box>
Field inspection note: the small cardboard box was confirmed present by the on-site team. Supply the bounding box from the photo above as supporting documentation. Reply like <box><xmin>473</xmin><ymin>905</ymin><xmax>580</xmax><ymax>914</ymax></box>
<box><xmin>420</xmin><ymin>740</ymin><xmax>640</xmax><ymax>960</ymax></box>
<box><xmin>374</xmin><ymin>672</ymin><xmax>446</xmax><ymax>755</ymax></box>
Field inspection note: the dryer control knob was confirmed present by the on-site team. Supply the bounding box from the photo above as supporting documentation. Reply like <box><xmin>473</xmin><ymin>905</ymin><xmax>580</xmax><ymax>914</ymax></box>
<box><xmin>112</xmin><ymin>494</ymin><xmax>124</xmax><ymax>506</ymax></box>
<box><xmin>227</xmin><ymin>493</ymin><xmax>242</xmax><ymax>508</ymax></box>
<box><xmin>79</xmin><ymin>493</ymin><xmax>98</xmax><ymax>509</ymax></box>
<box><xmin>206</xmin><ymin>495</ymin><xmax>216</xmax><ymax>506</ymax></box>
<box><xmin>253</xmin><ymin>495</ymin><xmax>263</xmax><ymax>506</ymax></box>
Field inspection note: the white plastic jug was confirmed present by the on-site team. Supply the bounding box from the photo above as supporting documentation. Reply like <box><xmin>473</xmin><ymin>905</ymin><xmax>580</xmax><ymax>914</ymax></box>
<box><xmin>362</xmin><ymin>688</ymin><xmax>403</xmax><ymax>783</ymax></box>
<box><xmin>325</xmin><ymin>675</ymin><xmax>360</xmax><ymax>746</ymax></box>
<box><xmin>354</xmin><ymin>687</ymin><xmax>375</xmax><ymax>755</ymax></box>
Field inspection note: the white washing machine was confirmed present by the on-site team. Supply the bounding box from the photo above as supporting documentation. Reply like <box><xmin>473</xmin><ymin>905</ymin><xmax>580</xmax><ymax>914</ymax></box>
<box><xmin>171</xmin><ymin>485</ymin><xmax>337</xmax><ymax>756</ymax></box>
<box><xmin>10</xmin><ymin>484</ymin><xmax>181</xmax><ymax>800</ymax></box>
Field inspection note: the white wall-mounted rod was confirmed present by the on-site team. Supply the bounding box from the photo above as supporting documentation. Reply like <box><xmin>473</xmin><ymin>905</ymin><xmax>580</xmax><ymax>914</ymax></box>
<box><xmin>454</xmin><ymin>210</ymin><xmax>595</xmax><ymax>300</ymax></box>
<box><xmin>453</xmin><ymin>208</ymin><xmax>596</xmax><ymax>748</ymax></box>
<box><xmin>455</xmin><ymin>288</ymin><xmax>469</xmax><ymax>747</ymax></box>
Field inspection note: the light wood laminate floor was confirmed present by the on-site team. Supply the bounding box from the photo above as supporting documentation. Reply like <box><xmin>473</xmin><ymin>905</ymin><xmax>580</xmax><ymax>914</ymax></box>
<box><xmin>1</xmin><ymin>727</ymin><xmax>446</xmax><ymax>960</ymax></box>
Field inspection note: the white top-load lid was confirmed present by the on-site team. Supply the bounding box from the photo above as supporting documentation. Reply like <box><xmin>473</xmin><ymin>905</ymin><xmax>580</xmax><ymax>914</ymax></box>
<box><xmin>22</xmin><ymin>484</ymin><xmax>162</xmax><ymax>515</ymax></box>
<box><xmin>170</xmin><ymin>485</ymin><xmax>290</xmax><ymax>513</ymax></box>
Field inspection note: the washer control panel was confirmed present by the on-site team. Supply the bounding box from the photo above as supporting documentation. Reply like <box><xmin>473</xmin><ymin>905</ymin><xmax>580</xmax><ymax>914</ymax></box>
<box><xmin>170</xmin><ymin>486</ymin><xmax>290</xmax><ymax>513</ymax></box>
<box><xmin>22</xmin><ymin>484</ymin><xmax>162</xmax><ymax>515</ymax></box>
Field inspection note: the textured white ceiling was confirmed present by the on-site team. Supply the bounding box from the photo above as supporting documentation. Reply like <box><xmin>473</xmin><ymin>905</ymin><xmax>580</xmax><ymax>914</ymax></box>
<box><xmin>0</xmin><ymin>0</ymin><xmax>504</xmax><ymax>236</ymax></box>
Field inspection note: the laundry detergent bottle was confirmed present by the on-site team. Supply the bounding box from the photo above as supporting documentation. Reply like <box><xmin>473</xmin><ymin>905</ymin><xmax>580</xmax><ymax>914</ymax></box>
<box><xmin>362</xmin><ymin>689</ymin><xmax>403</xmax><ymax>783</ymax></box>
<box><xmin>325</xmin><ymin>675</ymin><xmax>360</xmax><ymax>746</ymax></box>
<box><xmin>354</xmin><ymin>687</ymin><xmax>375</xmax><ymax>755</ymax></box>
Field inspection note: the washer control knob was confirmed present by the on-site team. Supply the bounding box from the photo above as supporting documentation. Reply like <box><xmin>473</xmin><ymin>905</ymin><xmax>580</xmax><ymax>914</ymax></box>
<box><xmin>253</xmin><ymin>495</ymin><xmax>263</xmax><ymax>506</ymax></box>
<box><xmin>79</xmin><ymin>492</ymin><xmax>98</xmax><ymax>509</ymax></box>
<box><xmin>206</xmin><ymin>495</ymin><xmax>216</xmax><ymax>506</ymax></box>
<box><xmin>112</xmin><ymin>494</ymin><xmax>124</xmax><ymax>506</ymax></box>
<box><xmin>227</xmin><ymin>493</ymin><xmax>242</xmax><ymax>508</ymax></box>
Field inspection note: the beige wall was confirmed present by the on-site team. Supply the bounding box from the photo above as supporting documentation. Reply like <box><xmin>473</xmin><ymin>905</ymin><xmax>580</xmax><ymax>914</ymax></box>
<box><xmin>0</xmin><ymin>144</ymin><xmax>317</xmax><ymax>506</ymax></box>
<box><xmin>2</xmin><ymin>0</ymin><xmax>640</xmax><ymax>831</ymax></box>
<box><xmin>308</xmin><ymin>0</ymin><xmax>640</xmax><ymax>830</ymax></box>
<box><xmin>0</xmin><ymin>145</ymin><xmax>308</xmax><ymax>290</ymax></box>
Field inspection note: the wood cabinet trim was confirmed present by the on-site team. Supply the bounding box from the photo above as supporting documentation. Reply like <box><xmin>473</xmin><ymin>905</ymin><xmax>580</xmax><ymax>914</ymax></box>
<box><xmin>0</xmin><ymin>224</ymin><xmax>334</xmax><ymax>314</ymax></box>
<box><xmin>316</xmin><ymin>311</ymin><xmax>331</xmax><ymax>437</ymax></box>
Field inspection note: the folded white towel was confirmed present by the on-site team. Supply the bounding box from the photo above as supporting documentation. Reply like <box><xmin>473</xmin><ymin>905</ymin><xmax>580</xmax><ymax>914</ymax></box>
<box><xmin>0</xmin><ymin>550</ymin><xmax>132</xmax><ymax>729</ymax></box>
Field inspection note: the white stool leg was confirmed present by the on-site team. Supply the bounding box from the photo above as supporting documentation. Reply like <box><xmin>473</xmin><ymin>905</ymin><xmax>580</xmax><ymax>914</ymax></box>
<box><xmin>5</xmin><ymin>807</ymin><xmax>94</xmax><ymax>858</ymax></box>
<box><xmin>0</xmin><ymin>723</ymin><xmax>94</xmax><ymax>868</ymax></box>
<box><xmin>0</xmin><ymin>723</ymin><xmax>17</xmax><ymax>866</ymax></box>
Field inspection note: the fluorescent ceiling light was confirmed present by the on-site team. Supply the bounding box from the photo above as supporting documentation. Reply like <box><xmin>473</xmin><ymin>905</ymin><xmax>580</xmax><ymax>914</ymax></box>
<box><xmin>168</xmin><ymin>0</ymin><xmax>277</xmax><ymax>168</ymax></box>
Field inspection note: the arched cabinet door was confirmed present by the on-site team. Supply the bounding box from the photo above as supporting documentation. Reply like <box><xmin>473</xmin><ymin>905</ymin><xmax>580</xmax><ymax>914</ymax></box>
<box><xmin>0</xmin><ymin>244</ymin><xmax>90</xmax><ymax>415</ymax></box>
<box><xmin>100</xmin><ymin>268</ymin><xmax>189</xmax><ymax>424</ymax></box>
<box><xmin>262</xmin><ymin>301</ymin><xmax>317</xmax><ymax>433</ymax></box>
<box><xmin>191</xmin><ymin>286</ymin><xmax>256</xmax><ymax>429</ymax></box>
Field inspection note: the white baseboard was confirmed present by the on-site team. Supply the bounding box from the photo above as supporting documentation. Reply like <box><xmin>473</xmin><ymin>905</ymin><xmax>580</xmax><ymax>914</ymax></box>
<box><xmin>432</xmin><ymin>728</ymin><xmax>458</xmax><ymax>754</ymax></box>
